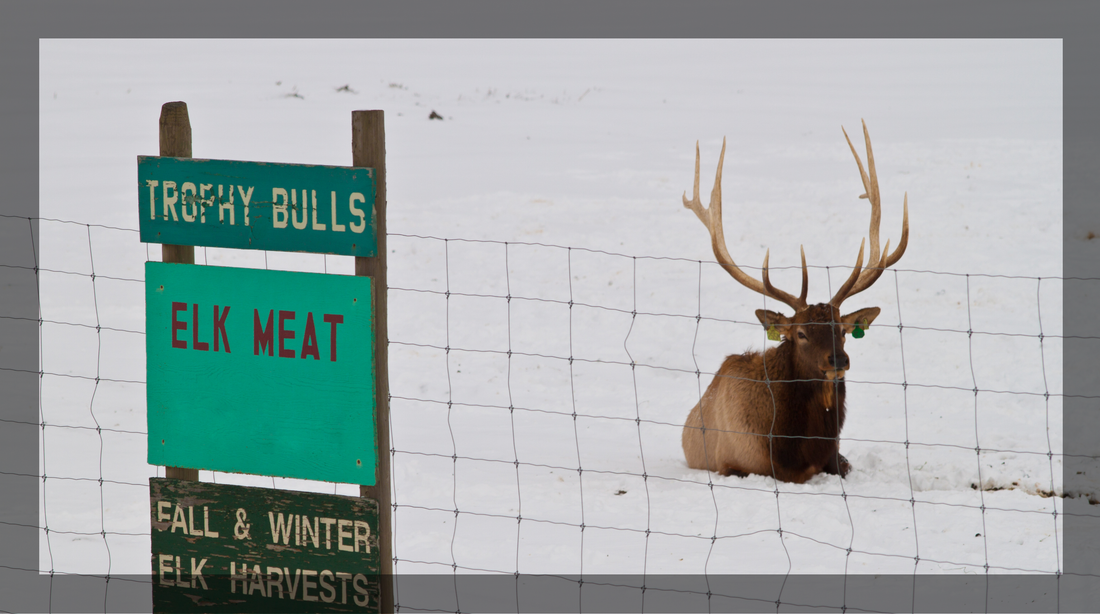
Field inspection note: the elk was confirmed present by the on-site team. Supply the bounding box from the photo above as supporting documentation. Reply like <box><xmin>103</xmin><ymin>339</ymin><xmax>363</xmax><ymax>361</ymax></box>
<box><xmin>680</xmin><ymin>121</ymin><xmax>908</xmax><ymax>483</ymax></box>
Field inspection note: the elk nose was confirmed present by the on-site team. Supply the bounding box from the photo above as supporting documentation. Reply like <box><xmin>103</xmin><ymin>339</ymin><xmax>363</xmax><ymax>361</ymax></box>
<box><xmin>828</xmin><ymin>353</ymin><xmax>850</xmax><ymax>370</ymax></box>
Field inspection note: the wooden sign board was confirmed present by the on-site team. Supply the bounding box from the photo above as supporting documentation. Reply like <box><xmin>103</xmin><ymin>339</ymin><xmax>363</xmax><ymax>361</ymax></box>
<box><xmin>146</xmin><ymin>262</ymin><xmax>376</xmax><ymax>485</ymax></box>
<box><xmin>150</xmin><ymin>478</ymin><xmax>380</xmax><ymax>613</ymax></box>
<box><xmin>138</xmin><ymin>156</ymin><xmax>376</xmax><ymax>256</ymax></box>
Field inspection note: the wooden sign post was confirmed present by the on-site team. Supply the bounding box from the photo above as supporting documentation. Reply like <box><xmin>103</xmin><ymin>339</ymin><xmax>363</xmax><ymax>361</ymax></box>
<box><xmin>144</xmin><ymin>103</ymin><xmax>392</xmax><ymax>613</ymax></box>
<box><xmin>159</xmin><ymin>102</ymin><xmax>198</xmax><ymax>483</ymax></box>
<box><xmin>351</xmin><ymin>111</ymin><xmax>392</xmax><ymax>614</ymax></box>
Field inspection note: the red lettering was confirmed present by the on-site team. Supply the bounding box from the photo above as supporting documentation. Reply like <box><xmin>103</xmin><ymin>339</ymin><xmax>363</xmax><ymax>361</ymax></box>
<box><xmin>192</xmin><ymin>303</ymin><xmax>209</xmax><ymax>351</ymax></box>
<box><xmin>323</xmin><ymin>314</ymin><xmax>343</xmax><ymax>362</ymax></box>
<box><xmin>301</xmin><ymin>313</ymin><xmax>320</xmax><ymax>360</ymax></box>
<box><xmin>278</xmin><ymin>311</ymin><xmax>296</xmax><ymax>358</ymax></box>
<box><xmin>213</xmin><ymin>305</ymin><xmax>230</xmax><ymax>353</ymax></box>
<box><xmin>254</xmin><ymin>310</ymin><xmax>274</xmax><ymax>356</ymax></box>
<box><xmin>171</xmin><ymin>302</ymin><xmax>187</xmax><ymax>349</ymax></box>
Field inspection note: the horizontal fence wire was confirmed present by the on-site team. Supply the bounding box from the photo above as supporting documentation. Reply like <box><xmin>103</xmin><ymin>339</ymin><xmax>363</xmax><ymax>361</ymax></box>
<box><xmin>2</xmin><ymin>214</ymin><xmax>1095</xmax><ymax>613</ymax></box>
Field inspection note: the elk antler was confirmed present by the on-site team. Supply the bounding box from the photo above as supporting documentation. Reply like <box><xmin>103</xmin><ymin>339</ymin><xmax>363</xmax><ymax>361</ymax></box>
<box><xmin>682</xmin><ymin>138</ymin><xmax>809</xmax><ymax>313</ymax></box>
<box><xmin>829</xmin><ymin>120</ymin><xmax>910</xmax><ymax>308</ymax></box>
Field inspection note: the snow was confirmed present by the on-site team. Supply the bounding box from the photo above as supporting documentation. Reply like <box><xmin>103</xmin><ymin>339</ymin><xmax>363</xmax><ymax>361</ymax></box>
<box><xmin>35</xmin><ymin>38</ymin><xmax>1081</xmax><ymax>587</ymax></box>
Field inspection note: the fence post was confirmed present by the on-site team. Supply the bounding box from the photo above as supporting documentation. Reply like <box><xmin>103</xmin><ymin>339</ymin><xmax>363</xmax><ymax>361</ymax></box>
<box><xmin>158</xmin><ymin>101</ymin><xmax>199</xmax><ymax>483</ymax></box>
<box><xmin>352</xmin><ymin>110</ymin><xmax>393</xmax><ymax>613</ymax></box>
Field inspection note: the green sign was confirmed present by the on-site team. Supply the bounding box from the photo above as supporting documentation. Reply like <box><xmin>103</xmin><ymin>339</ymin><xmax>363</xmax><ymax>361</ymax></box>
<box><xmin>150</xmin><ymin>478</ymin><xmax>380</xmax><ymax>613</ymax></box>
<box><xmin>146</xmin><ymin>262</ymin><xmax>376</xmax><ymax>485</ymax></box>
<box><xmin>138</xmin><ymin>156</ymin><xmax>376</xmax><ymax>256</ymax></box>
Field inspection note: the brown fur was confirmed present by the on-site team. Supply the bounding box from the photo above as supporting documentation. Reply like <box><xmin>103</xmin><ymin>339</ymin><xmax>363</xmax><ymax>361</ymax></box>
<box><xmin>682</xmin><ymin>303</ymin><xmax>879</xmax><ymax>483</ymax></box>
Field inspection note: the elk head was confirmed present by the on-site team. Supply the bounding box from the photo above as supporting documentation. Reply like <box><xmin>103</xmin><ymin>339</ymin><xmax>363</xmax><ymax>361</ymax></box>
<box><xmin>682</xmin><ymin>120</ymin><xmax>908</xmax><ymax>379</ymax></box>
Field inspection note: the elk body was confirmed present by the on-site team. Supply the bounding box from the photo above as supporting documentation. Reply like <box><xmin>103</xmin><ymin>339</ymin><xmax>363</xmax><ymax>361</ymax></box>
<box><xmin>680</xmin><ymin>121</ymin><xmax>909</xmax><ymax>483</ymax></box>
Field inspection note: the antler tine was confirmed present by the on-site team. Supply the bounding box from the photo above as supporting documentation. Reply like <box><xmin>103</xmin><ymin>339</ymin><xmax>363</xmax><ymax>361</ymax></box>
<box><xmin>843</xmin><ymin>194</ymin><xmax>910</xmax><ymax>298</ymax></box>
<box><xmin>768</xmin><ymin>245</ymin><xmax>809</xmax><ymax>307</ymax></box>
<box><xmin>829</xmin><ymin>239</ymin><xmax>866</xmax><ymax>307</ymax></box>
<box><xmin>798</xmin><ymin>245</ymin><xmax>808</xmax><ymax>306</ymax></box>
<box><xmin>831</xmin><ymin>121</ymin><xmax>909</xmax><ymax>307</ymax></box>
<box><xmin>842</xmin><ymin>120</ymin><xmax>881</xmax><ymax>263</ymax></box>
<box><xmin>682</xmin><ymin>141</ymin><xmax>709</xmax><ymax>225</ymax></box>
<box><xmin>761</xmin><ymin>245</ymin><xmax>810</xmax><ymax>311</ymax></box>
<box><xmin>682</xmin><ymin>138</ymin><xmax>807</xmax><ymax>312</ymax></box>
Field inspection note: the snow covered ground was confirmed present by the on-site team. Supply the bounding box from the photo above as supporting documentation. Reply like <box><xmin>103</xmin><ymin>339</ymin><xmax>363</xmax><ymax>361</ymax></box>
<box><xmin>36</xmin><ymin>38</ymin><xmax>1076</xmax><ymax>586</ymax></box>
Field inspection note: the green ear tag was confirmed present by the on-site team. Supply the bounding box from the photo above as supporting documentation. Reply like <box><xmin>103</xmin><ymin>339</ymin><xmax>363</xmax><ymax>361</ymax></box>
<box><xmin>767</xmin><ymin>325</ymin><xmax>781</xmax><ymax>341</ymax></box>
<box><xmin>852</xmin><ymin>323</ymin><xmax>865</xmax><ymax>339</ymax></box>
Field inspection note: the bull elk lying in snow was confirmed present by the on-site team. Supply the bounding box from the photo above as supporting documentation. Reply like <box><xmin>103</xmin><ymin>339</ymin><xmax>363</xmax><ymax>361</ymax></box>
<box><xmin>680</xmin><ymin>121</ymin><xmax>909</xmax><ymax>483</ymax></box>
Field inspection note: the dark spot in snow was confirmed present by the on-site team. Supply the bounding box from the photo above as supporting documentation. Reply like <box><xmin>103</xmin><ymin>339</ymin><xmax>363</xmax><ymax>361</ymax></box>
<box><xmin>614</xmin><ymin>490</ymin><xmax>627</xmax><ymax>496</ymax></box>
<box><xmin>429</xmin><ymin>111</ymin><xmax>443</xmax><ymax>120</ymax></box>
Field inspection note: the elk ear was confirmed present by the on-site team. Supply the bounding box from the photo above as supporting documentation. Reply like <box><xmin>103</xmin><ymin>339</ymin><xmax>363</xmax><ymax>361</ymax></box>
<box><xmin>841</xmin><ymin>307</ymin><xmax>881</xmax><ymax>333</ymax></box>
<box><xmin>755</xmin><ymin>309</ymin><xmax>793</xmax><ymax>338</ymax></box>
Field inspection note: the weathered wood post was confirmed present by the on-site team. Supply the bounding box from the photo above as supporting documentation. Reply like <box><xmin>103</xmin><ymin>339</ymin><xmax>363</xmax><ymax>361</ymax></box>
<box><xmin>352</xmin><ymin>110</ymin><xmax>392</xmax><ymax>613</ymax></box>
<box><xmin>159</xmin><ymin>101</ymin><xmax>199</xmax><ymax>483</ymax></box>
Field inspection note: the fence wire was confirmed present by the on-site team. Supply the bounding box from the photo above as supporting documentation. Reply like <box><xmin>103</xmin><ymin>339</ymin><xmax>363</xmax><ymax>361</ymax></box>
<box><xmin>1</xmin><ymin>213</ymin><xmax>1092</xmax><ymax>613</ymax></box>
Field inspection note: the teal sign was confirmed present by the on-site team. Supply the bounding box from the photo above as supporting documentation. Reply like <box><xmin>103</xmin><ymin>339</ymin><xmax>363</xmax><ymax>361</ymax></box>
<box><xmin>150</xmin><ymin>478</ymin><xmax>380</xmax><ymax>613</ymax></box>
<box><xmin>146</xmin><ymin>262</ymin><xmax>376</xmax><ymax>485</ymax></box>
<box><xmin>138</xmin><ymin>156</ymin><xmax>376</xmax><ymax>256</ymax></box>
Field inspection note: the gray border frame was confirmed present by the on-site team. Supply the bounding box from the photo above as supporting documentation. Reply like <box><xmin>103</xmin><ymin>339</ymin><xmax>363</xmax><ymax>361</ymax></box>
<box><xmin>3</xmin><ymin>1</ymin><xmax>1092</xmax><ymax>611</ymax></box>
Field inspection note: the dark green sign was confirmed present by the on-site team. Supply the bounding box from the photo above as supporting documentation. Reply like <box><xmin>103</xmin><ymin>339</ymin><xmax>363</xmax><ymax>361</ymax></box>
<box><xmin>150</xmin><ymin>478</ymin><xmax>380</xmax><ymax>613</ymax></box>
<box><xmin>146</xmin><ymin>262</ymin><xmax>376</xmax><ymax>485</ymax></box>
<box><xmin>138</xmin><ymin>156</ymin><xmax>376</xmax><ymax>256</ymax></box>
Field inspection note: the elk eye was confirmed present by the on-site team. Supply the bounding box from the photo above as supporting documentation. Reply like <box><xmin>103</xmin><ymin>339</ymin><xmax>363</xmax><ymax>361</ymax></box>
<box><xmin>797</xmin><ymin>331</ymin><xmax>807</xmax><ymax>340</ymax></box>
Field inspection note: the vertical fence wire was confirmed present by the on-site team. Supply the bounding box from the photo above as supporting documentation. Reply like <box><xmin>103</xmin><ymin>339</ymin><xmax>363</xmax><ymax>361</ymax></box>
<box><xmin>623</xmin><ymin>256</ymin><xmax>654</xmax><ymax>609</ymax></box>
<box><xmin>566</xmin><ymin>246</ymin><xmax>589</xmax><ymax>612</ymax></box>
<box><xmin>964</xmin><ymin>274</ymin><xmax>992</xmax><ymax>581</ymax></box>
<box><xmin>1036</xmin><ymin>276</ymin><xmax>1062</xmax><ymax>587</ymax></box>
<box><xmin>504</xmin><ymin>242</ymin><xmax>524</xmax><ymax>612</ymax></box>
<box><xmin>754</xmin><ymin>283</ymin><xmax>793</xmax><ymax>597</ymax></box>
<box><xmin>893</xmin><ymin>269</ymin><xmax>921</xmax><ymax>610</ymax></box>
<box><xmin>32</xmin><ymin>217</ymin><xmax>56</xmax><ymax>611</ymax></box>
<box><xmin>693</xmin><ymin>259</ymin><xmax>722</xmax><ymax>607</ymax></box>
<box><xmin>825</xmin><ymin>265</ymin><xmax>858</xmax><ymax>612</ymax></box>
<box><xmin>390</xmin><ymin>357</ymin><xmax>401</xmax><ymax>614</ymax></box>
<box><xmin>442</xmin><ymin>238</ymin><xmax>462</xmax><ymax>611</ymax></box>
<box><xmin>85</xmin><ymin>224</ymin><xmax>113</xmax><ymax>610</ymax></box>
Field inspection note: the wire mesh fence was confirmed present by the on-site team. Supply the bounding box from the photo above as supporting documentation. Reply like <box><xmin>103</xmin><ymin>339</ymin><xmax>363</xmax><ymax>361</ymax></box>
<box><xmin>3</xmin><ymin>212</ymin><xmax>1094</xmax><ymax>612</ymax></box>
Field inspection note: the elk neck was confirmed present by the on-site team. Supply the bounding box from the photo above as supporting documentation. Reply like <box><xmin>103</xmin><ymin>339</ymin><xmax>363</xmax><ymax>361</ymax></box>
<box><xmin>764</xmin><ymin>338</ymin><xmax>847</xmax><ymax>419</ymax></box>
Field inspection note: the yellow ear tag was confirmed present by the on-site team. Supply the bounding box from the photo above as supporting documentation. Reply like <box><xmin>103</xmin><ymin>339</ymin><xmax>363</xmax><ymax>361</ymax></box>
<box><xmin>767</xmin><ymin>326</ymin><xmax>781</xmax><ymax>341</ymax></box>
